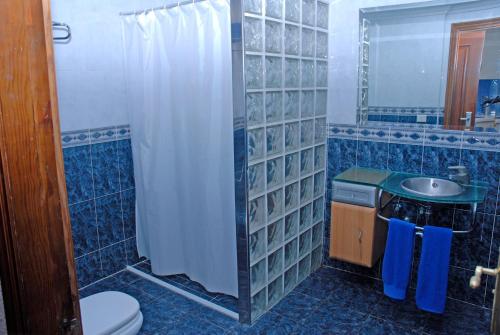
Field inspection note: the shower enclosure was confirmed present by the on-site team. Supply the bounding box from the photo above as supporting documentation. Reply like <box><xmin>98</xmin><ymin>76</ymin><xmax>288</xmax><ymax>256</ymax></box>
<box><xmin>121</xmin><ymin>0</ymin><xmax>239</xmax><ymax>298</ymax></box>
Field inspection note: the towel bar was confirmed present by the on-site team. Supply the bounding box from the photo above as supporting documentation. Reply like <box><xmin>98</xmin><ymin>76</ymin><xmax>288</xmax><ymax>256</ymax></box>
<box><xmin>376</xmin><ymin>189</ymin><xmax>477</xmax><ymax>235</ymax></box>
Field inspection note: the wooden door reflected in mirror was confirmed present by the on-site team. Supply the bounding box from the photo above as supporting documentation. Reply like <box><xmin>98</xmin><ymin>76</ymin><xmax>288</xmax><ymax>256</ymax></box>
<box><xmin>444</xmin><ymin>18</ymin><xmax>500</xmax><ymax>131</ymax></box>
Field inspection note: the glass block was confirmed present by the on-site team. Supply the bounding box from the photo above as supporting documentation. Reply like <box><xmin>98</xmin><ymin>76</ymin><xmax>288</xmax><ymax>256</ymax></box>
<box><xmin>316</xmin><ymin>31</ymin><xmax>328</xmax><ymax>59</ymax></box>
<box><xmin>312</xmin><ymin>222</ymin><xmax>323</xmax><ymax>247</ymax></box>
<box><xmin>284</xmin><ymin>211</ymin><xmax>299</xmax><ymax>240</ymax></box>
<box><xmin>299</xmin><ymin>203</ymin><xmax>312</xmax><ymax>230</ymax></box>
<box><xmin>267</xmin><ymin>157</ymin><xmax>283</xmax><ymax>188</ymax></box>
<box><xmin>315</xmin><ymin>90</ymin><xmax>327</xmax><ymax>116</ymax></box>
<box><xmin>265</xmin><ymin>92</ymin><xmax>283</xmax><ymax>123</ymax></box>
<box><xmin>301</xmin><ymin>120</ymin><xmax>314</xmax><ymax>147</ymax></box>
<box><xmin>266</xmin><ymin>125</ymin><xmax>283</xmax><ymax>155</ymax></box>
<box><xmin>302</xmin><ymin>28</ymin><xmax>315</xmax><ymax>57</ymax></box>
<box><xmin>301</xmin><ymin>90</ymin><xmax>314</xmax><ymax>118</ymax></box>
<box><xmin>284</xmin><ymin>24</ymin><xmax>300</xmax><ymax>55</ymax></box>
<box><xmin>249</xmin><ymin>196</ymin><xmax>266</xmax><ymax>231</ymax></box>
<box><xmin>266</xmin><ymin>0</ymin><xmax>283</xmax><ymax>19</ymax></box>
<box><xmin>265</xmin><ymin>21</ymin><xmax>282</xmax><ymax>53</ymax></box>
<box><xmin>268</xmin><ymin>219</ymin><xmax>284</xmax><ymax>250</ymax></box>
<box><xmin>248</xmin><ymin>162</ymin><xmax>265</xmax><ymax>197</ymax></box>
<box><xmin>267</xmin><ymin>188</ymin><xmax>283</xmax><ymax>221</ymax></box>
<box><xmin>245</xmin><ymin>55</ymin><xmax>263</xmax><ymax>89</ymax></box>
<box><xmin>285</xmin><ymin>152</ymin><xmax>299</xmax><ymax>182</ymax></box>
<box><xmin>299</xmin><ymin>229</ymin><xmax>312</xmax><ymax>257</ymax></box>
<box><xmin>245</xmin><ymin>0</ymin><xmax>262</xmax><ymax>14</ymax></box>
<box><xmin>314</xmin><ymin>171</ymin><xmax>325</xmax><ymax>197</ymax></box>
<box><xmin>284</xmin><ymin>182</ymin><xmax>299</xmax><ymax>212</ymax></box>
<box><xmin>315</xmin><ymin>117</ymin><xmax>326</xmax><ymax>144</ymax></box>
<box><xmin>316</xmin><ymin>62</ymin><xmax>328</xmax><ymax>87</ymax></box>
<box><xmin>244</xmin><ymin>17</ymin><xmax>263</xmax><ymax>52</ymax></box>
<box><xmin>284</xmin><ymin>91</ymin><xmax>300</xmax><ymax>120</ymax></box>
<box><xmin>300</xmin><ymin>176</ymin><xmax>313</xmax><ymax>203</ymax></box>
<box><xmin>300</xmin><ymin>148</ymin><xmax>313</xmax><ymax>174</ymax></box>
<box><xmin>311</xmin><ymin>245</ymin><xmax>322</xmax><ymax>271</ymax></box>
<box><xmin>268</xmin><ymin>248</ymin><xmax>283</xmax><ymax>279</ymax></box>
<box><xmin>284</xmin><ymin>265</ymin><xmax>297</xmax><ymax>293</ymax></box>
<box><xmin>314</xmin><ymin>145</ymin><xmax>325</xmax><ymax>171</ymax></box>
<box><xmin>250</xmin><ymin>228</ymin><xmax>266</xmax><ymax>262</ymax></box>
<box><xmin>284</xmin><ymin>238</ymin><xmax>298</xmax><ymax>268</ymax></box>
<box><xmin>285</xmin><ymin>58</ymin><xmax>300</xmax><ymax>88</ymax></box>
<box><xmin>285</xmin><ymin>0</ymin><xmax>300</xmax><ymax>22</ymax></box>
<box><xmin>268</xmin><ymin>275</ymin><xmax>284</xmax><ymax>306</ymax></box>
<box><xmin>302</xmin><ymin>0</ymin><xmax>315</xmax><ymax>26</ymax></box>
<box><xmin>265</xmin><ymin>57</ymin><xmax>282</xmax><ymax>88</ymax></box>
<box><xmin>317</xmin><ymin>2</ymin><xmax>329</xmax><ymax>29</ymax></box>
<box><xmin>247</xmin><ymin>93</ymin><xmax>264</xmax><ymax>127</ymax></box>
<box><xmin>251</xmin><ymin>258</ymin><xmax>266</xmax><ymax>294</ymax></box>
<box><xmin>313</xmin><ymin>197</ymin><xmax>324</xmax><ymax>223</ymax></box>
<box><xmin>298</xmin><ymin>253</ymin><xmax>311</xmax><ymax>281</ymax></box>
<box><xmin>361</xmin><ymin>88</ymin><xmax>368</xmax><ymax>106</ymax></box>
<box><xmin>301</xmin><ymin>60</ymin><xmax>314</xmax><ymax>87</ymax></box>
<box><xmin>362</xmin><ymin>43</ymin><xmax>369</xmax><ymax>64</ymax></box>
<box><xmin>248</xmin><ymin>128</ymin><xmax>265</xmax><ymax>161</ymax></box>
<box><xmin>251</xmin><ymin>288</ymin><xmax>267</xmax><ymax>319</ymax></box>
<box><xmin>285</xmin><ymin>122</ymin><xmax>300</xmax><ymax>152</ymax></box>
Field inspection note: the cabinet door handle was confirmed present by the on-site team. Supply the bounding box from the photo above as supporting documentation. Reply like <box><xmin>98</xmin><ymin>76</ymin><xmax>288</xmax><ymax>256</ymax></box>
<box><xmin>358</xmin><ymin>229</ymin><xmax>363</xmax><ymax>242</ymax></box>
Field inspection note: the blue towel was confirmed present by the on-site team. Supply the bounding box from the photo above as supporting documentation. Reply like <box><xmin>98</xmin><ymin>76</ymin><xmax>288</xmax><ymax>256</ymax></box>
<box><xmin>416</xmin><ymin>225</ymin><xmax>453</xmax><ymax>314</ymax></box>
<box><xmin>382</xmin><ymin>218</ymin><xmax>416</xmax><ymax>300</ymax></box>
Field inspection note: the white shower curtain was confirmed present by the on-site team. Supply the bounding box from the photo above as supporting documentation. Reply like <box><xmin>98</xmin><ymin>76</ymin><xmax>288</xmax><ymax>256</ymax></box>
<box><xmin>121</xmin><ymin>0</ymin><xmax>238</xmax><ymax>297</ymax></box>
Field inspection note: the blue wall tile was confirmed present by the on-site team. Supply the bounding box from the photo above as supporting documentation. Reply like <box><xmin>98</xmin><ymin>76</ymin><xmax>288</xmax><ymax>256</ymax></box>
<box><xmin>460</xmin><ymin>150</ymin><xmax>499</xmax><ymax>215</ymax></box>
<box><xmin>76</xmin><ymin>252</ymin><xmax>102</xmax><ymax>288</ymax></box>
<box><xmin>96</xmin><ymin>193</ymin><xmax>124</xmax><ymax>248</ymax></box>
<box><xmin>422</xmin><ymin>146</ymin><xmax>460</xmax><ymax>178</ymax></box>
<box><xmin>356</xmin><ymin>140</ymin><xmax>388</xmax><ymax>170</ymax></box>
<box><xmin>388</xmin><ymin>143</ymin><xmax>423</xmax><ymax>174</ymax></box>
<box><xmin>63</xmin><ymin>145</ymin><xmax>94</xmax><ymax>204</ymax></box>
<box><xmin>121</xmin><ymin>189</ymin><xmax>136</xmax><ymax>239</ymax></box>
<box><xmin>69</xmin><ymin>200</ymin><xmax>98</xmax><ymax>258</ymax></box>
<box><xmin>91</xmin><ymin>141</ymin><xmax>120</xmax><ymax>197</ymax></box>
<box><xmin>117</xmin><ymin>139</ymin><xmax>135</xmax><ymax>190</ymax></box>
<box><xmin>100</xmin><ymin>242</ymin><xmax>127</xmax><ymax>277</ymax></box>
<box><xmin>63</xmin><ymin>127</ymin><xmax>136</xmax><ymax>288</ymax></box>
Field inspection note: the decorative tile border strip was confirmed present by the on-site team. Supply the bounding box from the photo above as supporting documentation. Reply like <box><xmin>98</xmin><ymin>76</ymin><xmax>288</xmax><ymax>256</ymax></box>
<box><xmin>61</xmin><ymin>125</ymin><xmax>131</xmax><ymax>148</ymax></box>
<box><xmin>367</xmin><ymin>106</ymin><xmax>444</xmax><ymax>116</ymax></box>
<box><xmin>328</xmin><ymin>123</ymin><xmax>500</xmax><ymax>152</ymax></box>
<box><xmin>233</xmin><ymin>116</ymin><xmax>246</xmax><ymax>130</ymax></box>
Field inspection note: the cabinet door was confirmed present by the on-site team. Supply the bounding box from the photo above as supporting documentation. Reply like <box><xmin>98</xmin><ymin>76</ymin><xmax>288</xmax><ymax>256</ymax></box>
<box><xmin>330</xmin><ymin>202</ymin><xmax>377</xmax><ymax>267</ymax></box>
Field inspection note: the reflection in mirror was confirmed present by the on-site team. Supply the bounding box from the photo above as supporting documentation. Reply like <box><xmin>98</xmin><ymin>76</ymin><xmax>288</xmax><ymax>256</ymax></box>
<box><xmin>357</xmin><ymin>0</ymin><xmax>500</xmax><ymax>132</ymax></box>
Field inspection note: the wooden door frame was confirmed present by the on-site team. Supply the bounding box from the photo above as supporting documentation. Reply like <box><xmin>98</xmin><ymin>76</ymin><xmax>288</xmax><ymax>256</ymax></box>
<box><xmin>444</xmin><ymin>17</ymin><xmax>500</xmax><ymax>129</ymax></box>
<box><xmin>0</xmin><ymin>0</ymin><xmax>82</xmax><ymax>333</ymax></box>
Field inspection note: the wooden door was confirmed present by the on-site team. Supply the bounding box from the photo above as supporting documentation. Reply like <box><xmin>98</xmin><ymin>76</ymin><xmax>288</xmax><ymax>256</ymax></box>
<box><xmin>0</xmin><ymin>0</ymin><xmax>82</xmax><ymax>334</ymax></box>
<box><xmin>444</xmin><ymin>18</ymin><xmax>500</xmax><ymax>130</ymax></box>
<box><xmin>444</xmin><ymin>29</ymin><xmax>485</xmax><ymax>129</ymax></box>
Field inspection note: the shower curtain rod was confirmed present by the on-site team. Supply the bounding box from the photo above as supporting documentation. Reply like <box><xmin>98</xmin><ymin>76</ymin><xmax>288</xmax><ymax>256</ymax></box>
<box><xmin>119</xmin><ymin>0</ymin><xmax>207</xmax><ymax>16</ymax></box>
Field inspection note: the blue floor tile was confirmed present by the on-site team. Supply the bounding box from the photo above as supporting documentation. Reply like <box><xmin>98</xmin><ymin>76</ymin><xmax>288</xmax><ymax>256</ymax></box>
<box><xmin>87</xmin><ymin>266</ymin><xmax>491</xmax><ymax>335</ymax></box>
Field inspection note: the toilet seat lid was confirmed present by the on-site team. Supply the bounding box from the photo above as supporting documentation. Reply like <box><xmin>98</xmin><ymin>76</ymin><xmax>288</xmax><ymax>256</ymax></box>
<box><xmin>80</xmin><ymin>291</ymin><xmax>140</xmax><ymax>335</ymax></box>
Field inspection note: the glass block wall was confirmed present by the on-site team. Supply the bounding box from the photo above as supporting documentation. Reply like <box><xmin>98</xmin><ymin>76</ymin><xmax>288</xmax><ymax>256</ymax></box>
<box><xmin>242</xmin><ymin>0</ymin><xmax>329</xmax><ymax>320</ymax></box>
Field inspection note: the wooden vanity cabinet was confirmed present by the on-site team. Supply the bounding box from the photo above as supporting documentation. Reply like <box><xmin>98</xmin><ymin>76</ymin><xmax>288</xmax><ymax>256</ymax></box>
<box><xmin>329</xmin><ymin>201</ymin><xmax>387</xmax><ymax>268</ymax></box>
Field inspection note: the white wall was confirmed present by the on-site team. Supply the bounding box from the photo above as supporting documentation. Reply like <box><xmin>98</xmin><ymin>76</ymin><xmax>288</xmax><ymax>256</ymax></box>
<box><xmin>328</xmin><ymin>0</ymin><xmax>500</xmax><ymax>124</ymax></box>
<box><xmin>52</xmin><ymin>0</ymin><xmax>172</xmax><ymax>132</ymax></box>
<box><xmin>480</xmin><ymin>28</ymin><xmax>500</xmax><ymax>80</ymax></box>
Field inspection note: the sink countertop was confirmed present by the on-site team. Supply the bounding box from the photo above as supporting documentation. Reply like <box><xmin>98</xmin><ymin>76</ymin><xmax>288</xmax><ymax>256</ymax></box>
<box><xmin>333</xmin><ymin>167</ymin><xmax>391</xmax><ymax>187</ymax></box>
<box><xmin>334</xmin><ymin>167</ymin><xmax>488</xmax><ymax>204</ymax></box>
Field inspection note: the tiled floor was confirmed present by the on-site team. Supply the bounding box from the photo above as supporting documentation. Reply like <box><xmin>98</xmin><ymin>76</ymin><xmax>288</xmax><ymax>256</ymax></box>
<box><xmin>133</xmin><ymin>261</ymin><xmax>238</xmax><ymax>312</ymax></box>
<box><xmin>79</xmin><ymin>266</ymin><xmax>491</xmax><ymax>334</ymax></box>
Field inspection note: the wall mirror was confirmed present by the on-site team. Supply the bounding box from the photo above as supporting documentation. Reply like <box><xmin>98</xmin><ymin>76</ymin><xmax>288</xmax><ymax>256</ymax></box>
<box><xmin>357</xmin><ymin>0</ymin><xmax>500</xmax><ymax>131</ymax></box>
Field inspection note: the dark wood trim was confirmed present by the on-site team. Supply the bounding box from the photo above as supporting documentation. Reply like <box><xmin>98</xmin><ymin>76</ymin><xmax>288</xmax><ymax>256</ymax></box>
<box><xmin>444</xmin><ymin>17</ymin><xmax>500</xmax><ymax>130</ymax></box>
<box><xmin>0</xmin><ymin>0</ymin><xmax>82</xmax><ymax>333</ymax></box>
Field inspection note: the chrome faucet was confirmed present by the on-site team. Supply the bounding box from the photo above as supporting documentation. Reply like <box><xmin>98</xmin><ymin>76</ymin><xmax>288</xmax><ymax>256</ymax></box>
<box><xmin>448</xmin><ymin>165</ymin><xmax>470</xmax><ymax>185</ymax></box>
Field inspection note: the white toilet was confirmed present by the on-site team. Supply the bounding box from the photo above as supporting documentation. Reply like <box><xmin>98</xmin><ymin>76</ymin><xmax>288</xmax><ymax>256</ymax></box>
<box><xmin>80</xmin><ymin>291</ymin><xmax>143</xmax><ymax>335</ymax></box>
